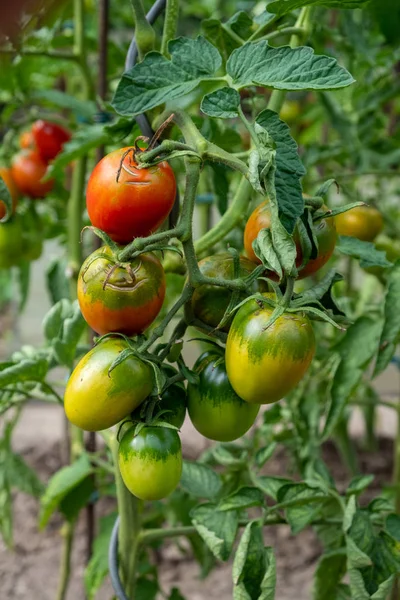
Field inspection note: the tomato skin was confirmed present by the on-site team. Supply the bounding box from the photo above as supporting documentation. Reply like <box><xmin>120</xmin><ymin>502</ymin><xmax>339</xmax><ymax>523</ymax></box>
<box><xmin>335</xmin><ymin>206</ymin><xmax>383</xmax><ymax>242</ymax></box>
<box><xmin>226</xmin><ymin>295</ymin><xmax>315</xmax><ymax>404</ymax></box>
<box><xmin>11</xmin><ymin>151</ymin><xmax>54</xmax><ymax>199</ymax></box>
<box><xmin>280</xmin><ymin>100</ymin><xmax>301</xmax><ymax>123</ymax></box>
<box><xmin>159</xmin><ymin>383</ymin><xmax>187</xmax><ymax>428</ymax></box>
<box><xmin>118</xmin><ymin>426</ymin><xmax>182</xmax><ymax>500</ymax></box>
<box><xmin>191</xmin><ymin>253</ymin><xmax>265</xmax><ymax>331</ymax></box>
<box><xmin>0</xmin><ymin>167</ymin><xmax>19</xmax><ymax>220</ymax></box>
<box><xmin>64</xmin><ymin>337</ymin><xmax>153</xmax><ymax>431</ymax></box>
<box><xmin>86</xmin><ymin>148</ymin><xmax>176</xmax><ymax>244</ymax></box>
<box><xmin>187</xmin><ymin>351</ymin><xmax>259</xmax><ymax>442</ymax></box>
<box><xmin>0</xmin><ymin>218</ymin><xmax>25</xmax><ymax>268</ymax></box>
<box><xmin>244</xmin><ymin>201</ymin><xmax>336</xmax><ymax>279</ymax></box>
<box><xmin>32</xmin><ymin>120</ymin><xmax>71</xmax><ymax>161</ymax></box>
<box><xmin>77</xmin><ymin>246</ymin><xmax>166</xmax><ymax>336</ymax></box>
<box><xmin>19</xmin><ymin>130</ymin><xmax>34</xmax><ymax>150</ymax></box>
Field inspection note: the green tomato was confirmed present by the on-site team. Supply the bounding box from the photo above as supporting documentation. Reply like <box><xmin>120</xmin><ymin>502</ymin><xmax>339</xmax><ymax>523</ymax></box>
<box><xmin>0</xmin><ymin>218</ymin><xmax>25</xmax><ymax>268</ymax></box>
<box><xmin>187</xmin><ymin>351</ymin><xmax>259</xmax><ymax>442</ymax></box>
<box><xmin>118</xmin><ymin>425</ymin><xmax>182</xmax><ymax>501</ymax></box>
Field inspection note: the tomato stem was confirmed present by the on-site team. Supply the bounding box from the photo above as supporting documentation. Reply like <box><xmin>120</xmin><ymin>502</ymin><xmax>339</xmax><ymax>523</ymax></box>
<box><xmin>160</xmin><ymin>0</ymin><xmax>180</xmax><ymax>57</ymax></box>
<box><xmin>130</xmin><ymin>0</ymin><xmax>156</xmax><ymax>60</ymax></box>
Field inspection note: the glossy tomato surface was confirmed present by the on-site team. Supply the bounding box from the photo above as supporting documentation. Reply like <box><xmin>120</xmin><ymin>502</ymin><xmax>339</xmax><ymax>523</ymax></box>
<box><xmin>11</xmin><ymin>151</ymin><xmax>54</xmax><ymax>199</ymax></box>
<box><xmin>32</xmin><ymin>120</ymin><xmax>71</xmax><ymax>161</ymax></box>
<box><xmin>19</xmin><ymin>130</ymin><xmax>34</xmax><ymax>150</ymax></box>
<box><xmin>0</xmin><ymin>167</ymin><xmax>18</xmax><ymax>220</ymax></box>
<box><xmin>244</xmin><ymin>201</ymin><xmax>336</xmax><ymax>279</ymax></box>
<box><xmin>187</xmin><ymin>351</ymin><xmax>259</xmax><ymax>441</ymax></box>
<box><xmin>335</xmin><ymin>205</ymin><xmax>383</xmax><ymax>242</ymax></box>
<box><xmin>118</xmin><ymin>425</ymin><xmax>182</xmax><ymax>500</ymax></box>
<box><xmin>191</xmin><ymin>252</ymin><xmax>265</xmax><ymax>331</ymax></box>
<box><xmin>226</xmin><ymin>295</ymin><xmax>315</xmax><ymax>404</ymax></box>
<box><xmin>86</xmin><ymin>147</ymin><xmax>176</xmax><ymax>244</ymax></box>
<box><xmin>0</xmin><ymin>218</ymin><xmax>25</xmax><ymax>268</ymax></box>
<box><xmin>64</xmin><ymin>337</ymin><xmax>153</xmax><ymax>431</ymax></box>
<box><xmin>77</xmin><ymin>246</ymin><xmax>166</xmax><ymax>336</ymax></box>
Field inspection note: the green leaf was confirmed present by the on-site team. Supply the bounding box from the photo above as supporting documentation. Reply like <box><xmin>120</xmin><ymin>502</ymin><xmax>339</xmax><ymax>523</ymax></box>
<box><xmin>46</xmin><ymin>257</ymin><xmax>70</xmax><ymax>305</ymax></box>
<box><xmin>43</xmin><ymin>298</ymin><xmax>71</xmax><ymax>341</ymax></box>
<box><xmin>268</xmin><ymin>0</ymin><xmax>372</xmax><ymax>18</ymax></box>
<box><xmin>112</xmin><ymin>37</ymin><xmax>222</xmax><ymax>116</ymax></box>
<box><xmin>0</xmin><ymin>175</ymin><xmax>12</xmax><ymax>222</ymax></box>
<box><xmin>346</xmin><ymin>536</ymin><xmax>372</xmax><ymax>569</ymax></box>
<box><xmin>253</xmin><ymin>476</ymin><xmax>291</xmax><ymax>501</ymax></box>
<box><xmin>136</xmin><ymin>578</ymin><xmax>159</xmax><ymax>600</ymax></box>
<box><xmin>336</xmin><ymin>236</ymin><xmax>393</xmax><ymax>268</ymax></box>
<box><xmin>16</xmin><ymin>261</ymin><xmax>31</xmax><ymax>313</ymax></box>
<box><xmin>39</xmin><ymin>453</ymin><xmax>93</xmax><ymax>528</ymax></box>
<box><xmin>322</xmin><ymin>316</ymin><xmax>382</xmax><ymax>439</ymax></box>
<box><xmin>313</xmin><ymin>550</ymin><xmax>347</xmax><ymax>600</ymax></box>
<box><xmin>52</xmin><ymin>300</ymin><xmax>86</xmax><ymax>368</ymax></box>
<box><xmin>59</xmin><ymin>476</ymin><xmax>95</xmax><ymax>522</ymax></box>
<box><xmin>168</xmin><ymin>588</ymin><xmax>187</xmax><ymax>600</ymax></box>
<box><xmin>374</xmin><ymin>261</ymin><xmax>400</xmax><ymax>377</ymax></box>
<box><xmin>343</xmin><ymin>496</ymin><xmax>357</xmax><ymax>533</ymax></box>
<box><xmin>386</xmin><ymin>514</ymin><xmax>400</xmax><ymax>542</ymax></box>
<box><xmin>48</xmin><ymin>125</ymin><xmax>109</xmax><ymax>178</ymax></box>
<box><xmin>180</xmin><ymin>461</ymin><xmax>222</xmax><ymax>500</ymax></box>
<box><xmin>346</xmin><ymin>475</ymin><xmax>374</xmax><ymax>497</ymax></box>
<box><xmin>227</xmin><ymin>11</ymin><xmax>254</xmax><ymax>39</ymax></box>
<box><xmin>191</xmin><ymin>503</ymin><xmax>239</xmax><ymax>560</ymax></box>
<box><xmin>256</xmin><ymin>109</ymin><xmax>305</xmax><ymax>233</ymax></box>
<box><xmin>219</xmin><ymin>487</ymin><xmax>265</xmax><ymax>512</ymax></box>
<box><xmin>8</xmin><ymin>453</ymin><xmax>44</xmax><ymax>497</ymax></box>
<box><xmin>0</xmin><ymin>357</ymin><xmax>49</xmax><ymax>388</ymax></box>
<box><xmin>201</xmin><ymin>19</ymin><xmax>240</xmax><ymax>64</ymax></box>
<box><xmin>277</xmin><ymin>483</ymin><xmax>329</xmax><ymax>533</ymax></box>
<box><xmin>255</xmin><ymin>442</ymin><xmax>277</xmax><ymax>468</ymax></box>
<box><xmin>233</xmin><ymin>521</ymin><xmax>276</xmax><ymax>600</ymax></box>
<box><xmin>227</xmin><ymin>42</ymin><xmax>355</xmax><ymax>91</ymax></box>
<box><xmin>31</xmin><ymin>89</ymin><xmax>97</xmax><ymax>118</ymax></box>
<box><xmin>85</xmin><ymin>512</ymin><xmax>117</xmax><ymax>600</ymax></box>
<box><xmin>201</xmin><ymin>87</ymin><xmax>240</xmax><ymax>118</ymax></box>
<box><xmin>210</xmin><ymin>163</ymin><xmax>230</xmax><ymax>214</ymax></box>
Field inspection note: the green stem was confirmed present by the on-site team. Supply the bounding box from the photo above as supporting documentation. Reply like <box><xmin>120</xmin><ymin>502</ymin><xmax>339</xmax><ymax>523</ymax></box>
<box><xmin>110</xmin><ymin>435</ymin><xmax>142</xmax><ymax>597</ymax></box>
<box><xmin>67</xmin><ymin>157</ymin><xmax>87</xmax><ymax>291</ymax></box>
<box><xmin>0</xmin><ymin>48</ymin><xmax>78</xmax><ymax>60</ymax></box>
<box><xmin>258</xmin><ymin>26</ymin><xmax>305</xmax><ymax>42</ymax></box>
<box><xmin>161</xmin><ymin>0</ymin><xmax>180</xmax><ymax>57</ymax></box>
<box><xmin>73</xmin><ymin>0</ymin><xmax>95</xmax><ymax>99</ymax></box>
<box><xmin>130</xmin><ymin>0</ymin><xmax>156</xmax><ymax>60</ymax></box>
<box><xmin>391</xmin><ymin>373</ymin><xmax>400</xmax><ymax>600</ymax></box>
<box><xmin>248</xmin><ymin>14</ymin><xmax>280</xmax><ymax>41</ymax></box>
<box><xmin>55</xmin><ymin>524</ymin><xmax>74</xmax><ymax>600</ymax></box>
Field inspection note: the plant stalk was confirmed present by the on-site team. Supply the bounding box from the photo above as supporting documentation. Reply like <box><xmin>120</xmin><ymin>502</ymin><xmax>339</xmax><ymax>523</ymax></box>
<box><xmin>130</xmin><ymin>0</ymin><xmax>156</xmax><ymax>60</ymax></box>
<box><xmin>161</xmin><ymin>0</ymin><xmax>180</xmax><ymax>57</ymax></box>
<box><xmin>55</xmin><ymin>524</ymin><xmax>74</xmax><ymax>600</ymax></box>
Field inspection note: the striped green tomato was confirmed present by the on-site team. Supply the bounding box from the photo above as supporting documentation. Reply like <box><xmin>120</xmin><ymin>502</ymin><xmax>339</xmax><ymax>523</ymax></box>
<box><xmin>118</xmin><ymin>426</ymin><xmax>182</xmax><ymax>500</ymax></box>
<box><xmin>64</xmin><ymin>337</ymin><xmax>153</xmax><ymax>431</ymax></box>
<box><xmin>226</xmin><ymin>296</ymin><xmax>315</xmax><ymax>404</ymax></box>
<box><xmin>187</xmin><ymin>351</ymin><xmax>259</xmax><ymax>442</ymax></box>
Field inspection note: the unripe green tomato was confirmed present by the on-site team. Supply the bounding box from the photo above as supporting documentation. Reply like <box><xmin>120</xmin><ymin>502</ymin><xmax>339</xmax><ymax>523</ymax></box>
<box><xmin>0</xmin><ymin>218</ymin><xmax>25</xmax><ymax>268</ymax></box>
<box><xmin>118</xmin><ymin>425</ymin><xmax>182</xmax><ymax>501</ymax></box>
<box><xmin>187</xmin><ymin>351</ymin><xmax>259</xmax><ymax>442</ymax></box>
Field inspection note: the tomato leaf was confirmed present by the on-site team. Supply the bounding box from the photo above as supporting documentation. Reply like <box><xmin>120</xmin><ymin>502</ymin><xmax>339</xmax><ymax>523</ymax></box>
<box><xmin>276</xmin><ymin>482</ymin><xmax>330</xmax><ymax>533</ymax></box>
<box><xmin>252</xmin><ymin>475</ymin><xmax>292</xmax><ymax>501</ymax></box>
<box><xmin>190</xmin><ymin>502</ymin><xmax>239</xmax><ymax>560</ymax></box>
<box><xmin>219</xmin><ymin>486</ymin><xmax>265</xmax><ymax>512</ymax></box>
<box><xmin>227</xmin><ymin>42</ymin><xmax>355</xmax><ymax>91</ymax></box>
<box><xmin>46</xmin><ymin>257</ymin><xmax>70</xmax><ymax>305</ymax></box>
<box><xmin>201</xmin><ymin>18</ymin><xmax>240</xmax><ymax>63</ymax></box>
<box><xmin>233</xmin><ymin>522</ymin><xmax>276</xmax><ymax>600</ymax></box>
<box><xmin>181</xmin><ymin>461</ymin><xmax>222</xmax><ymax>500</ymax></box>
<box><xmin>0</xmin><ymin>357</ymin><xmax>49</xmax><ymax>388</ymax></box>
<box><xmin>374</xmin><ymin>260</ymin><xmax>400</xmax><ymax>377</ymax></box>
<box><xmin>52</xmin><ymin>300</ymin><xmax>86</xmax><ymax>369</ymax></box>
<box><xmin>268</xmin><ymin>0</ymin><xmax>372</xmax><ymax>17</ymax></box>
<box><xmin>112</xmin><ymin>37</ymin><xmax>222</xmax><ymax>116</ymax></box>
<box><xmin>313</xmin><ymin>550</ymin><xmax>347</xmax><ymax>600</ymax></box>
<box><xmin>201</xmin><ymin>87</ymin><xmax>241</xmax><ymax>119</ymax></box>
<box><xmin>336</xmin><ymin>236</ymin><xmax>393</xmax><ymax>268</ymax></box>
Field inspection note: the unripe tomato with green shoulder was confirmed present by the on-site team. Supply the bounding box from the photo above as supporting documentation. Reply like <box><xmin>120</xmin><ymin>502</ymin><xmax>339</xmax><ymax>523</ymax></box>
<box><xmin>187</xmin><ymin>351</ymin><xmax>259</xmax><ymax>442</ymax></box>
<box><xmin>335</xmin><ymin>205</ymin><xmax>383</xmax><ymax>242</ymax></box>
<box><xmin>244</xmin><ymin>201</ymin><xmax>336</xmax><ymax>279</ymax></box>
<box><xmin>226</xmin><ymin>295</ymin><xmax>315</xmax><ymax>404</ymax></box>
<box><xmin>77</xmin><ymin>246</ymin><xmax>166</xmax><ymax>336</ymax></box>
<box><xmin>86</xmin><ymin>147</ymin><xmax>176</xmax><ymax>244</ymax></box>
<box><xmin>191</xmin><ymin>252</ymin><xmax>265</xmax><ymax>331</ymax></box>
<box><xmin>64</xmin><ymin>337</ymin><xmax>153</xmax><ymax>431</ymax></box>
<box><xmin>118</xmin><ymin>425</ymin><xmax>182</xmax><ymax>500</ymax></box>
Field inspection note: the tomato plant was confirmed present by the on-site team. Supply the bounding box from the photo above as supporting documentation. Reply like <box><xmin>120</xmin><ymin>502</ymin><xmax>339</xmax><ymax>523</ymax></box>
<box><xmin>31</xmin><ymin>119</ymin><xmax>71</xmax><ymax>162</ymax></box>
<box><xmin>0</xmin><ymin>168</ymin><xmax>18</xmax><ymax>220</ymax></box>
<box><xmin>86</xmin><ymin>147</ymin><xmax>177</xmax><ymax>244</ymax></box>
<box><xmin>336</xmin><ymin>205</ymin><xmax>384</xmax><ymax>242</ymax></box>
<box><xmin>77</xmin><ymin>245</ymin><xmax>166</xmax><ymax>335</ymax></box>
<box><xmin>11</xmin><ymin>150</ymin><xmax>54</xmax><ymax>199</ymax></box>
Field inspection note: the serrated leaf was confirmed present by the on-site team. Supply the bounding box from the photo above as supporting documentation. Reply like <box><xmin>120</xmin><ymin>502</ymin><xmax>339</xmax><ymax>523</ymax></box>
<box><xmin>268</xmin><ymin>0</ymin><xmax>371</xmax><ymax>17</ymax></box>
<box><xmin>85</xmin><ymin>512</ymin><xmax>117</xmax><ymax>600</ymax></box>
<box><xmin>180</xmin><ymin>461</ymin><xmax>222</xmax><ymax>500</ymax></box>
<box><xmin>337</xmin><ymin>236</ymin><xmax>393</xmax><ymax>268</ymax></box>
<box><xmin>0</xmin><ymin>357</ymin><xmax>49</xmax><ymax>387</ymax></box>
<box><xmin>227</xmin><ymin>11</ymin><xmax>254</xmax><ymax>39</ymax></box>
<box><xmin>374</xmin><ymin>261</ymin><xmax>400</xmax><ymax>377</ymax></box>
<box><xmin>255</xmin><ymin>442</ymin><xmax>277</xmax><ymax>468</ymax></box>
<box><xmin>386</xmin><ymin>514</ymin><xmax>400</xmax><ymax>542</ymax></box>
<box><xmin>343</xmin><ymin>496</ymin><xmax>357</xmax><ymax>533</ymax></box>
<box><xmin>201</xmin><ymin>19</ymin><xmax>240</xmax><ymax>64</ymax></box>
<box><xmin>346</xmin><ymin>536</ymin><xmax>372</xmax><ymax>569</ymax></box>
<box><xmin>201</xmin><ymin>87</ymin><xmax>240</xmax><ymax>118</ymax></box>
<box><xmin>253</xmin><ymin>476</ymin><xmax>292</xmax><ymax>501</ymax></box>
<box><xmin>112</xmin><ymin>37</ymin><xmax>222</xmax><ymax>116</ymax></box>
<box><xmin>277</xmin><ymin>483</ymin><xmax>329</xmax><ymax>533</ymax></box>
<box><xmin>46</xmin><ymin>257</ymin><xmax>70</xmax><ymax>305</ymax></box>
<box><xmin>43</xmin><ymin>298</ymin><xmax>71</xmax><ymax>341</ymax></box>
<box><xmin>53</xmin><ymin>300</ymin><xmax>86</xmax><ymax>368</ymax></box>
<box><xmin>219</xmin><ymin>487</ymin><xmax>264</xmax><ymax>512</ymax></box>
<box><xmin>313</xmin><ymin>550</ymin><xmax>347</xmax><ymax>600</ymax></box>
<box><xmin>346</xmin><ymin>475</ymin><xmax>374</xmax><ymax>497</ymax></box>
<box><xmin>39</xmin><ymin>453</ymin><xmax>93</xmax><ymax>528</ymax></box>
<box><xmin>191</xmin><ymin>503</ymin><xmax>238</xmax><ymax>560</ymax></box>
<box><xmin>227</xmin><ymin>42</ymin><xmax>354</xmax><ymax>91</ymax></box>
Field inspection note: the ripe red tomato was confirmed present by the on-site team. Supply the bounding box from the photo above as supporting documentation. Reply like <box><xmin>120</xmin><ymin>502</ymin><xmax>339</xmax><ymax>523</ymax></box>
<box><xmin>19</xmin><ymin>130</ymin><xmax>34</xmax><ymax>150</ymax></box>
<box><xmin>244</xmin><ymin>201</ymin><xmax>336</xmax><ymax>279</ymax></box>
<box><xmin>0</xmin><ymin>168</ymin><xmax>18</xmax><ymax>219</ymax></box>
<box><xmin>11</xmin><ymin>151</ymin><xmax>54</xmax><ymax>199</ymax></box>
<box><xmin>77</xmin><ymin>246</ymin><xmax>166</xmax><ymax>335</ymax></box>
<box><xmin>86</xmin><ymin>147</ymin><xmax>176</xmax><ymax>244</ymax></box>
<box><xmin>31</xmin><ymin>120</ymin><xmax>71</xmax><ymax>162</ymax></box>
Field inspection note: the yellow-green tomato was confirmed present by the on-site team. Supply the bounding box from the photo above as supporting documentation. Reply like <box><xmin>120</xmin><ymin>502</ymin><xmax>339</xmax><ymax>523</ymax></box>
<box><xmin>187</xmin><ymin>351</ymin><xmax>259</xmax><ymax>442</ymax></box>
<box><xmin>64</xmin><ymin>337</ymin><xmax>153</xmax><ymax>431</ymax></box>
<box><xmin>118</xmin><ymin>426</ymin><xmax>182</xmax><ymax>501</ymax></box>
<box><xmin>226</xmin><ymin>295</ymin><xmax>315</xmax><ymax>404</ymax></box>
<box><xmin>335</xmin><ymin>205</ymin><xmax>383</xmax><ymax>242</ymax></box>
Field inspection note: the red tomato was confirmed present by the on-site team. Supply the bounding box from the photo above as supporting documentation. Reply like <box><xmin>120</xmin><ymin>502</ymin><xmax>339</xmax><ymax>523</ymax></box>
<box><xmin>32</xmin><ymin>120</ymin><xmax>71</xmax><ymax>162</ymax></box>
<box><xmin>11</xmin><ymin>151</ymin><xmax>54</xmax><ymax>199</ymax></box>
<box><xmin>86</xmin><ymin>147</ymin><xmax>176</xmax><ymax>244</ymax></box>
<box><xmin>0</xmin><ymin>168</ymin><xmax>18</xmax><ymax>219</ymax></box>
<box><xmin>19</xmin><ymin>130</ymin><xmax>35</xmax><ymax>150</ymax></box>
